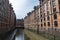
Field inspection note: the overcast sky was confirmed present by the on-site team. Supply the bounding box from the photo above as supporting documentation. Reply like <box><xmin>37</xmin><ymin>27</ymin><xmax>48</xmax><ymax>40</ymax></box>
<box><xmin>9</xmin><ymin>0</ymin><xmax>39</xmax><ymax>19</ymax></box>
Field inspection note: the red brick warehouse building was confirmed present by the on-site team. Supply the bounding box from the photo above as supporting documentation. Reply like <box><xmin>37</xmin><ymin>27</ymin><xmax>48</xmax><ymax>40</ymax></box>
<box><xmin>0</xmin><ymin>0</ymin><xmax>16</xmax><ymax>34</ymax></box>
<box><xmin>16</xmin><ymin>19</ymin><xmax>24</xmax><ymax>29</ymax></box>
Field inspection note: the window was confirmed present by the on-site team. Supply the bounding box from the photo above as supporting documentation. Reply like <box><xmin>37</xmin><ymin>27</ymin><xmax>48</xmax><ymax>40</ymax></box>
<box><xmin>47</xmin><ymin>16</ymin><xmax>50</xmax><ymax>20</ymax></box>
<box><xmin>44</xmin><ymin>13</ymin><xmax>45</xmax><ymax>16</ymax></box>
<box><xmin>41</xmin><ymin>15</ymin><xmax>42</xmax><ymax>17</ymax></box>
<box><xmin>48</xmin><ymin>22</ymin><xmax>50</xmax><ymax>26</ymax></box>
<box><xmin>41</xmin><ymin>19</ymin><xmax>42</xmax><ymax>22</ymax></box>
<box><xmin>54</xmin><ymin>21</ymin><xmax>58</xmax><ymax>27</ymax></box>
<box><xmin>53</xmin><ymin>8</ymin><xmax>56</xmax><ymax>12</ymax></box>
<box><xmin>59</xmin><ymin>6</ymin><xmax>60</xmax><ymax>11</ymax></box>
<box><xmin>44</xmin><ymin>23</ymin><xmax>46</xmax><ymax>26</ymax></box>
<box><xmin>41</xmin><ymin>24</ymin><xmax>43</xmax><ymax>27</ymax></box>
<box><xmin>40</xmin><ymin>11</ymin><xmax>42</xmax><ymax>13</ymax></box>
<box><xmin>58</xmin><ymin>0</ymin><xmax>60</xmax><ymax>4</ymax></box>
<box><xmin>58</xmin><ymin>0</ymin><xmax>60</xmax><ymax>11</ymax></box>
<box><xmin>54</xmin><ymin>14</ymin><xmax>57</xmax><ymax>19</ymax></box>
<box><xmin>0</xmin><ymin>3</ymin><xmax>1</xmax><ymax>5</ymax></box>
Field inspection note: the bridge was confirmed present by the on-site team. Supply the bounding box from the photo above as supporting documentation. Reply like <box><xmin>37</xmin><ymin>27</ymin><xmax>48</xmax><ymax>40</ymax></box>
<box><xmin>16</xmin><ymin>25</ymin><xmax>24</xmax><ymax>29</ymax></box>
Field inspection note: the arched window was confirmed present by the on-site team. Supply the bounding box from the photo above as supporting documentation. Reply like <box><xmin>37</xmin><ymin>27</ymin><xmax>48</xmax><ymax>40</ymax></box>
<box><xmin>54</xmin><ymin>14</ymin><xmax>57</xmax><ymax>19</ymax></box>
<box><xmin>54</xmin><ymin>21</ymin><xmax>58</xmax><ymax>27</ymax></box>
<box><xmin>48</xmin><ymin>22</ymin><xmax>50</xmax><ymax>27</ymax></box>
<box><xmin>44</xmin><ymin>23</ymin><xmax>46</xmax><ymax>26</ymax></box>
<box><xmin>47</xmin><ymin>16</ymin><xmax>50</xmax><ymax>20</ymax></box>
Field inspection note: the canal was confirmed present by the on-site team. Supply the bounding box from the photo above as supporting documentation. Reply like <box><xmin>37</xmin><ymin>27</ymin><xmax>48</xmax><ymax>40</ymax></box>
<box><xmin>0</xmin><ymin>29</ymin><xmax>25</xmax><ymax>40</ymax></box>
<box><xmin>0</xmin><ymin>29</ymin><xmax>50</xmax><ymax>40</ymax></box>
<box><xmin>15</xmin><ymin>29</ymin><xmax>24</xmax><ymax>40</ymax></box>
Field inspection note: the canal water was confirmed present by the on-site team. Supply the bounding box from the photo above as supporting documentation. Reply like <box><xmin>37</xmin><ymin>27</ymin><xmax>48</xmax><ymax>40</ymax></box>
<box><xmin>0</xmin><ymin>29</ymin><xmax>26</xmax><ymax>40</ymax></box>
<box><xmin>15</xmin><ymin>29</ymin><xmax>24</xmax><ymax>40</ymax></box>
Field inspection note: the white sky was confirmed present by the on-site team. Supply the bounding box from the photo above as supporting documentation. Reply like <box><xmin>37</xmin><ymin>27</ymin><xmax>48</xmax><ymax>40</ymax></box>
<box><xmin>9</xmin><ymin>0</ymin><xmax>39</xmax><ymax>19</ymax></box>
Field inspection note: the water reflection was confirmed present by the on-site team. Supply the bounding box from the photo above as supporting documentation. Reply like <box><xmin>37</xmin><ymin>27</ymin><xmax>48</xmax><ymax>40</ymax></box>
<box><xmin>15</xmin><ymin>29</ymin><xmax>24</xmax><ymax>40</ymax></box>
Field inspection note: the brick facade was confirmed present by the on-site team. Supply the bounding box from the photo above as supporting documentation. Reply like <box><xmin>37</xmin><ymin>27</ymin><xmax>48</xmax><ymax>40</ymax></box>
<box><xmin>0</xmin><ymin>0</ymin><xmax>16</xmax><ymax>34</ymax></box>
<box><xmin>24</xmin><ymin>0</ymin><xmax>60</xmax><ymax>33</ymax></box>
